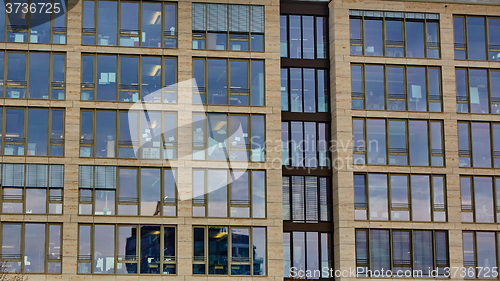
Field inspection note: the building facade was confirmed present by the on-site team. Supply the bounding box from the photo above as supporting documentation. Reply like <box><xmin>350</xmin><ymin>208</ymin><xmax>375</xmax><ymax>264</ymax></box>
<box><xmin>0</xmin><ymin>0</ymin><xmax>498</xmax><ymax>280</ymax></box>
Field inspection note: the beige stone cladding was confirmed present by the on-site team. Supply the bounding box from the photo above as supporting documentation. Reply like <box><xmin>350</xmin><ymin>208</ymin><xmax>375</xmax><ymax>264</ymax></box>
<box><xmin>0</xmin><ymin>0</ymin><xmax>282</xmax><ymax>280</ymax></box>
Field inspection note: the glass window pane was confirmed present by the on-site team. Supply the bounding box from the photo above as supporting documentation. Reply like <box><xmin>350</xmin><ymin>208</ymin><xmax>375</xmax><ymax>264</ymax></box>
<box><xmin>193</xmin><ymin>59</ymin><xmax>205</xmax><ymax>103</ymax></box>
<box><xmin>391</xmin><ymin>175</ymin><xmax>409</xmax><ymax>221</ymax></box>
<box><xmin>463</xmin><ymin>232</ymin><xmax>475</xmax><ymax>265</ymax></box>
<box><xmin>409</xmin><ymin>121</ymin><xmax>429</xmax><ymax>166</ymax></box>
<box><xmin>30</xmin><ymin>0</ymin><xmax>50</xmax><ymax>43</ymax></box>
<box><xmin>164</xmin><ymin>4</ymin><xmax>176</xmax><ymax>48</ymax></box>
<box><xmin>94</xmin><ymin>225</ymin><xmax>115</xmax><ymax>273</ymax></box>
<box><xmin>119</xmin><ymin>56</ymin><xmax>138</xmax><ymax>101</ymax></box>
<box><xmin>491</xmin><ymin>70</ymin><xmax>500</xmax><ymax>114</ymax></box>
<box><xmin>231</xmin><ymin>228</ymin><xmax>250</xmax><ymax>275</ymax></box>
<box><xmin>141</xmin><ymin>2</ymin><xmax>161</xmax><ymax>48</ymax></box>
<box><xmin>469</xmin><ymin>69</ymin><xmax>489</xmax><ymax>113</ymax></box>
<box><xmin>207</xmin><ymin>59</ymin><xmax>227</xmax><ymax>105</ymax></box>
<box><xmin>5</xmin><ymin>108</ymin><xmax>24</xmax><ymax>155</ymax></box>
<box><xmin>118</xmin><ymin>168</ymin><xmax>137</xmax><ymax>215</ymax></box>
<box><xmin>7</xmin><ymin>0</ymin><xmax>27</xmax><ymax>43</ymax></box>
<box><xmin>2</xmin><ymin>224</ymin><xmax>21</xmax><ymax>271</ymax></box>
<box><xmin>406</xmin><ymin>21</ymin><xmax>425</xmax><ymax>58</ymax></box>
<box><xmin>306</xmin><ymin>232</ymin><xmax>319</xmax><ymax>273</ymax></box>
<box><xmin>95</xmin><ymin>111</ymin><xmax>116</xmax><ymax>157</ymax></box>
<box><xmin>29</xmin><ymin>53</ymin><xmax>50</xmax><ymax>99</ymax></box>
<box><xmin>304</xmin><ymin>122</ymin><xmax>316</xmax><ymax>167</ymax></box>
<box><xmin>467</xmin><ymin>17</ymin><xmax>487</xmax><ymax>60</ymax></box>
<box><xmin>7</xmin><ymin>52</ymin><xmax>26</xmax><ymax>93</ymax></box>
<box><xmin>253</xmin><ymin>228</ymin><xmax>266</xmax><ymax>275</ymax></box>
<box><xmin>291</xmin><ymin>122</ymin><xmax>304</xmax><ymax>166</ymax></box>
<box><xmin>365</xmin><ymin>65</ymin><xmax>385</xmax><ymax>110</ymax></box>
<box><xmin>207</xmin><ymin>114</ymin><xmax>227</xmax><ymax>160</ymax></box>
<box><xmin>367</xmin><ymin>119</ymin><xmax>386</xmax><ymax>165</ymax></box>
<box><xmin>385</xmin><ymin>20</ymin><xmax>404</xmax><ymax>57</ymax></box>
<box><xmin>27</xmin><ymin>108</ymin><xmax>48</xmax><ymax>156</ymax></box>
<box><xmin>350</xmin><ymin>18</ymin><xmax>362</xmax><ymax>55</ymax></box>
<box><xmin>282</xmin><ymin>122</ymin><xmax>289</xmax><ymax>165</ymax></box>
<box><xmin>428</xmin><ymin>68</ymin><xmax>441</xmax><ymax>112</ymax></box>
<box><xmin>96</xmin><ymin>55</ymin><xmax>117</xmax><ymax>101</ymax></box>
<box><xmin>98</xmin><ymin>1</ymin><xmax>117</xmax><ymax>46</ymax></box>
<box><xmin>474</xmin><ymin>177</ymin><xmax>494</xmax><ymax>223</ymax></box>
<box><xmin>426</xmin><ymin>22</ymin><xmax>439</xmax><ymax>58</ymax></box>
<box><xmin>230</xmin><ymin>171</ymin><xmax>249</xmax><ymax>218</ymax></box>
<box><xmin>303</xmin><ymin>69</ymin><xmax>315</xmax><ymax>112</ymax></box>
<box><xmin>24</xmin><ymin>224</ymin><xmax>45</xmax><ymax>273</ymax></box>
<box><xmin>413</xmin><ymin>230</ymin><xmax>433</xmax><ymax>276</ymax></box>
<box><xmin>411</xmin><ymin>175</ymin><xmax>431</xmax><ymax>221</ymax></box>
<box><xmin>471</xmin><ymin>122</ymin><xmax>492</xmax><ymax>167</ymax></box>
<box><xmin>26</xmin><ymin>189</ymin><xmax>46</xmax><ymax>214</ymax></box>
<box><xmin>364</xmin><ymin>19</ymin><xmax>383</xmax><ymax>56</ymax></box>
<box><xmin>119</xmin><ymin>2</ymin><xmax>139</xmax><ymax>47</ymax></box>
<box><xmin>163</xmin><ymin>227</ymin><xmax>175</xmax><ymax>274</ymax></box>
<box><xmin>368</xmin><ymin>174</ymin><xmax>388</xmax><ymax>220</ymax></box>
<box><xmin>392</xmin><ymin>231</ymin><xmax>411</xmax><ymax>272</ymax></box>
<box><xmin>317</xmin><ymin>69</ymin><xmax>328</xmax><ymax>112</ymax></box>
<box><xmin>387</xmin><ymin>66</ymin><xmax>405</xmax><ymax>111</ymax></box>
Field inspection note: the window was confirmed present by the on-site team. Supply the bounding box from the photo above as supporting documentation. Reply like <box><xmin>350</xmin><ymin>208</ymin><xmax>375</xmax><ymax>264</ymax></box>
<box><xmin>354</xmin><ymin>173</ymin><xmax>446</xmax><ymax>221</ymax></box>
<box><xmin>0</xmin><ymin>107</ymin><xmax>64</xmax><ymax>156</ymax></box>
<box><xmin>1</xmin><ymin>223</ymin><xmax>62</xmax><ymax>273</ymax></box>
<box><xmin>351</xmin><ymin>64</ymin><xmax>442</xmax><ymax>112</ymax></box>
<box><xmin>192</xmin><ymin>3</ymin><xmax>264</xmax><ymax>51</ymax></box>
<box><xmin>78</xmin><ymin>166</ymin><xmax>176</xmax><ymax>216</ymax></box>
<box><xmin>280</xmin><ymin>14</ymin><xmax>327</xmax><ymax>59</ymax></box>
<box><xmin>80</xmin><ymin>109</ymin><xmax>177</xmax><ymax>159</ymax></box>
<box><xmin>456</xmin><ymin>68</ymin><xmax>500</xmax><ymax>114</ymax></box>
<box><xmin>82</xmin><ymin>0</ymin><xmax>176</xmax><ymax>48</ymax></box>
<box><xmin>282</xmin><ymin>121</ymin><xmax>329</xmax><ymax>167</ymax></box>
<box><xmin>193</xmin><ymin>226</ymin><xmax>266</xmax><ymax>275</ymax></box>
<box><xmin>283</xmin><ymin>232</ymin><xmax>331</xmax><ymax>278</ymax></box>
<box><xmin>192</xmin><ymin>58</ymin><xmax>264</xmax><ymax>106</ymax></box>
<box><xmin>462</xmin><ymin>232</ymin><xmax>500</xmax><ymax>278</ymax></box>
<box><xmin>353</xmin><ymin>118</ymin><xmax>444</xmax><ymax>166</ymax></box>
<box><xmin>81</xmin><ymin>54</ymin><xmax>177</xmax><ymax>103</ymax></box>
<box><xmin>356</xmin><ymin>229</ymin><xmax>448</xmax><ymax>278</ymax></box>
<box><xmin>192</xmin><ymin>169</ymin><xmax>265</xmax><ymax>218</ymax></box>
<box><xmin>3</xmin><ymin>0</ymin><xmax>67</xmax><ymax>44</ymax></box>
<box><xmin>0</xmin><ymin>164</ymin><xmax>63</xmax><ymax>214</ymax></box>
<box><xmin>454</xmin><ymin>15</ymin><xmax>500</xmax><ymax>61</ymax></box>
<box><xmin>458</xmin><ymin>121</ymin><xmax>500</xmax><ymax>168</ymax></box>
<box><xmin>0</xmin><ymin>51</ymin><xmax>66</xmax><ymax>99</ymax></box>
<box><xmin>78</xmin><ymin>224</ymin><xmax>176</xmax><ymax>274</ymax></box>
<box><xmin>460</xmin><ymin>176</ymin><xmax>500</xmax><ymax>223</ymax></box>
<box><xmin>192</xmin><ymin>113</ymin><xmax>264</xmax><ymax>161</ymax></box>
<box><xmin>281</xmin><ymin>68</ymin><xmax>328</xmax><ymax>112</ymax></box>
<box><xmin>282</xmin><ymin>176</ymin><xmax>330</xmax><ymax>222</ymax></box>
<box><xmin>350</xmin><ymin>10</ymin><xmax>440</xmax><ymax>58</ymax></box>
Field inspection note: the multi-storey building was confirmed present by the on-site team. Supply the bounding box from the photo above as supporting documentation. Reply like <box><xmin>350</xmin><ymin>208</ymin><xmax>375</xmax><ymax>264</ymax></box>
<box><xmin>0</xmin><ymin>0</ymin><xmax>498</xmax><ymax>280</ymax></box>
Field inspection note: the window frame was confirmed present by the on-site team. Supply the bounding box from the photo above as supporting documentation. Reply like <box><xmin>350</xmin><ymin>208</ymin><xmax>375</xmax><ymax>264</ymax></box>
<box><xmin>192</xmin><ymin>169</ymin><xmax>266</xmax><ymax>219</ymax></box>
<box><xmin>349</xmin><ymin>9</ymin><xmax>441</xmax><ymax>59</ymax></box>
<box><xmin>4</xmin><ymin>0</ymin><xmax>67</xmax><ymax>44</ymax></box>
<box><xmin>456</xmin><ymin>68</ymin><xmax>500</xmax><ymax>114</ymax></box>
<box><xmin>192</xmin><ymin>3</ymin><xmax>264</xmax><ymax>52</ymax></box>
<box><xmin>462</xmin><ymin>231</ymin><xmax>500</xmax><ymax>278</ymax></box>
<box><xmin>78</xmin><ymin>165</ymin><xmax>177</xmax><ymax>217</ymax></box>
<box><xmin>192</xmin><ymin>112</ymin><xmax>265</xmax><ymax>162</ymax></box>
<box><xmin>80</xmin><ymin>53</ymin><xmax>177</xmax><ymax>103</ymax></box>
<box><xmin>0</xmin><ymin>222</ymin><xmax>63</xmax><ymax>274</ymax></box>
<box><xmin>351</xmin><ymin>63</ymin><xmax>443</xmax><ymax>112</ymax></box>
<box><xmin>460</xmin><ymin>175</ymin><xmax>500</xmax><ymax>223</ymax></box>
<box><xmin>77</xmin><ymin>224</ymin><xmax>177</xmax><ymax>275</ymax></box>
<box><xmin>454</xmin><ymin>15</ymin><xmax>500</xmax><ymax>61</ymax></box>
<box><xmin>280</xmin><ymin>14</ymin><xmax>328</xmax><ymax>59</ymax></box>
<box><xmin>458</xmin><ymin>121</ymin><xmax>500</xmax><ymax>168</ymax></box>
<box><xmin>352</xmin><ymin>118</ymin><xmax>444</xmax><ymax>167</ymax></box>
<box><xmin>82</xmin><ymin>0</ymin><xmax>177</xmax><ymax>48</ymax></box>
<box><xmin>356</xmin><ymin>228</ymin><xmax>449</xmax><ymax>278</ymax></box>
<box><xmin>79</xmin><ymin>109</ymin><xmax>178</xmax><ymax>159</ymax></box>
<box><xmin>192</xmin><ymin>57</ymin><xmax>265</xmax><ymax>106</ymax></box>
<box><xmin>354</xmin><ymin>172</ymin><xmax>447</xmax><ymax>222</ymax></box>
<box><xmin>2</xmin><ymin>51</ymin><xmax>66</xmax><ymax>100</ymax></box>
<box><xmin>192</xmin><ymin>225</ymin><xmax>267</xmax><ymax>276</ymax></box>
